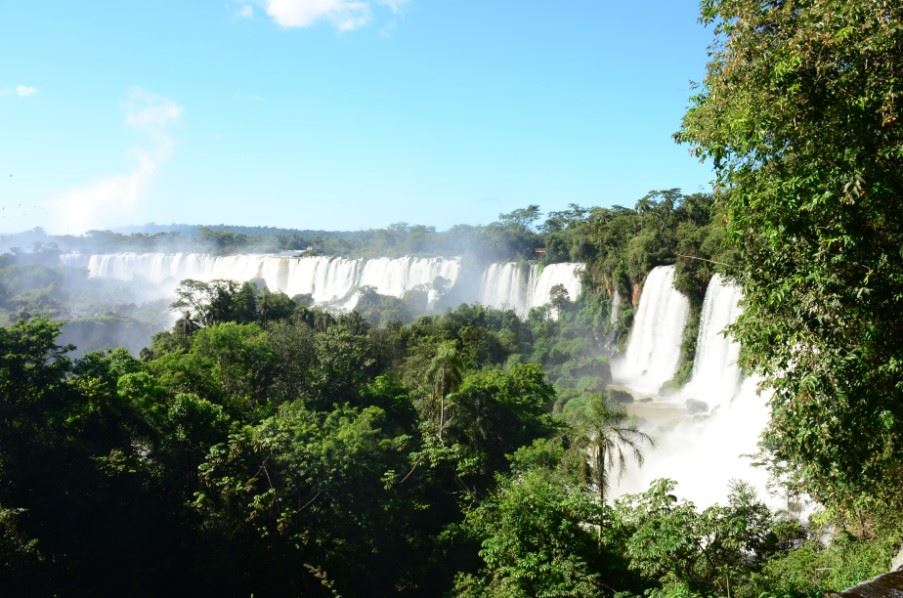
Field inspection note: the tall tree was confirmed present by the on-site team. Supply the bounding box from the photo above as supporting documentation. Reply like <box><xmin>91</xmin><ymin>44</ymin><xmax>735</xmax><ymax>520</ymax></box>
<box><xmin>678</xmin><ymin>0</ymin><xmax>903</xmax><ymax>512</ymax></box>
<box><xmin>569</xmin><ymin>395</ymin><xmax>651</xmax><ymax>505</ymax></box>
<box><xmin>424</xmin><ymin>340</ymin><xmax>463</xmax><ymax>440</ymax></box>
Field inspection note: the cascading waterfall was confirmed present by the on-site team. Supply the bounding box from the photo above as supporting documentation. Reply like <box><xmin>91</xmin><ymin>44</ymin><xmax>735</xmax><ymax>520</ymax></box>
<box><xmin>680</xmin><ymin>274</ymin><xmax>744</xmax><ymax>409</ymax></box>
<box><xmin>609</xmin><ymin>289</ymin><xmax>622</xmax><ymax>326</ymax></box>
<box><xmin>479</xmin><ymin>262</ymin><xmax>583</xmax><ymax>317</ymax></box>
<box><xmin>532</xmin><ymin>262</ymin><xmax>584</xmax><ymax>309</ymax></box>
<box><xmin>63</xmin><ymin>249</ymin><xmax>775</xmax><ymax>507</ymax></box>
<box><xmin>610</xmin><ymin>272</ymin><xmax>775</xmax><ymax>509</ymax></box>
<box><xmin>611</xmin><ymin>265</ymin><xmax>689</xmax><ymax>396</ymax></box>
<box><xmin>61</xmin><ymin>253</ymin><xmax>460</xmax><ymax>307</ymax></box>
<box><xmin>61</xmin><ymin>252</ymin><xmax>581</xmax><ymax>316</ymax></box>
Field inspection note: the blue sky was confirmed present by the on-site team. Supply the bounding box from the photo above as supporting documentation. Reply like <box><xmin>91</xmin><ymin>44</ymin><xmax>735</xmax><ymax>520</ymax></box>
<box><xmin>0</xmin><ymin>1</ymin><xmax>714</xmax><ymax>234</ymax></box>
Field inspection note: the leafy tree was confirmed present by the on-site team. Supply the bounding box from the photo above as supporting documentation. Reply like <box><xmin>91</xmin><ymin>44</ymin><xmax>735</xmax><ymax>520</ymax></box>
<box><xmin>308</xmin><ymin>314</ymin><xmax>379</xmax><ymax>409</ymax></box>
<box><xmin>548</xmin><ymin>283</ymin><xmax>571</xmax><ymax>319</ymax></box>
<box><xmin>193</xmin><ymin>402</ymin><xmax>413</xmax><ymax>596</ymax></box>
<box><xmin>616</xmin><ymin>479</ymin><xmax>794</xmax><ymax>596</ymax></box>
<box><xmin>568</xmin><ymin>395</ymin><xmax>651</xmax><ymax>505</ymax></box>
<box><xmin>498</xmin><ymin>205</ymin><xmax>542</xmax><ymax>230</ymax></box>
<box><xmin>445</xmin><ymin>364</ymin><xmax>558</xmax><ymax>484</ymax></box>
<box><xmin>454</xmin><ymin>466</ymin><xmax>605</xmax><ymax>598</ymax></box>
<box><xmin>424</xmin><ymin>340</ymin><xmax>463</xmax><ymax>440</ymax></box>
<box><xmin>748</xmin><ymin>533</ymin><xmax>898</xmax><ymax>597</ymax></box>
<box><xmin>678</xmin><ymin>0</ymin><xmax>903</xmax><ymax>513</ymax></box>
<box><xmin>172</xmin><ymin>279</ymin><xmax>262</xmax><ymax>327</ymax></box>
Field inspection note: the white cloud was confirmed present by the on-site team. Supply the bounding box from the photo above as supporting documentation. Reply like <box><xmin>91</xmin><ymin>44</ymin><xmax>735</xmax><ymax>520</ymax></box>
<box><xmin>124</xmin><ymin>88</ymin><xmax>182</xmax><ymax>130</ymax></box>
<box><xmin>377</xmin><ymin>0</ymin><xmax>408</xmax><ymax>13</ymax></box>
<box><xmin>265</xmin><ymin>0</ymin><xmax>414</xmax><ymax>31</ymax></box>
<box><xmin>266</xmin><ymin>0</ymin><xmax>371</xmax><ymax>31</ymax></box>
<box><xmin>236</xmin><ymin>4</ymin><xmax>254</xmax><ymax>18</ymax></box>
<box><xmin>0</xmin><ymin>84</ymin><xmax>38</xmax><ymax>98</ymax></box>
<box><xmin>46</xmin><ymin>88</ymin><xmax>182</xmax><ymax>234</ymax></box>
<box><xmin>15</xmin><ymin>84</ymin><xmax>38</xmax><ymax>97</ymax></box>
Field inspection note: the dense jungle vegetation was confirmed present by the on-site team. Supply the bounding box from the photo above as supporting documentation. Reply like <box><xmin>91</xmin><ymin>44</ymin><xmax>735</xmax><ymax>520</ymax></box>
<box><xmin>1</xmin><ymin>284</ymin><xmax>896</xmax><ymax>597</ymax></box>
<box><xmin>1</xmin><ymin>0</ymin><xmax>902</xmax><ymax>595</ymax></box>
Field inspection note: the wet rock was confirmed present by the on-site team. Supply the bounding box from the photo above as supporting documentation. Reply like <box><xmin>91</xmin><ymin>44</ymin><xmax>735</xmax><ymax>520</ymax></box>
<box><xmin>609</xmin><ymin>388</ymin><xmax>634</xmax><ymax>404</ymax></box>
<box><xmin>832</xmin><ymin>570</ymin><xmax>903</xmax><ymax>597</ymax></box>
<box><xmin>685</xmin><ymin>399</ymin><xmax>709</xmax><ymax>414</ymax></box>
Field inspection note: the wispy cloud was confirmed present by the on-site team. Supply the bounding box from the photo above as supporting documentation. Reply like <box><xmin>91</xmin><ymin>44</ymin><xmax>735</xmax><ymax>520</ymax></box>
<box><xmin>46</xmin><ymin>88</ymin><xmax>182</xmax><ymax>235</ymax></box>
<box><xmin>236</xmin><ymin>4</ymin><xmax>254</xmax><ymax>19</ymax></box>
<box><xmin>15</xmin><ymin>84</ymin><xmax>38</xmax><ymax>97</ymax></box>
<box><xmin>377</xmin><ymin>0</ymin><xmax>408</xmax><ymax>13</ymax></box>
<box><xmin>262</xmin><ymin>0</ymin><xmax>408</xmax><ymax>32</ymax></box>
<box><xmin>265</xmin><ymin>0</ymin><xmax>370</xmax><ymax>31</ymax></box>
<box><xmin>0</xmin><ymin>84</ymin><xmax>39</xmax><ymax>98</ymax></box>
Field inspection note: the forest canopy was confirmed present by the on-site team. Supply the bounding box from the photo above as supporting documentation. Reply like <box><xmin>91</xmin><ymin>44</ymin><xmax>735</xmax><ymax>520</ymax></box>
<box><xmin>1</xmin><ymin>0</ymin><xmax>903</xmax><ymax>595</ymax></box>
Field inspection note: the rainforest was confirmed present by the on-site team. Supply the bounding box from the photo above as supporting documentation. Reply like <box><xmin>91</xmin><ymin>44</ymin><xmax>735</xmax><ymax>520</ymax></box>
<box><xmin>2</xmin><ymin>0</ymin><xmax>902</xmax><ymax>596</ymax></box>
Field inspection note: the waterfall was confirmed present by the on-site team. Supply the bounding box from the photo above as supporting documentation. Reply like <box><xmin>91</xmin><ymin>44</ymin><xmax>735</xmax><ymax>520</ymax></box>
<box><xmin>66</xmin><ymin>253</ymin><xmax>461</xmax><ymax>307</ymax></box>
<box><xmin>532</xmin><ymin>262</ymin><xmax>583</xmax><ymax>308</ymax></box>
<box><xmin>62</xmin><ymin>252</ymin><xmax>578</xmax><ymax>316</ymax></box>
<box><xmin>478</xmin><ymin>262</ymin><xmax>583</xmax><ymax>317</ymax></box>
<box><xmin>681</xmin><ymin>274</ymin><xmax>744</xmax><ymax>409</ymax></box>
<box><xmin>609</xmin><ymin>289</ymin><xmax>622</xmax><ymax>326</ymax></box>
<box><xmin>612</xmin><ymin>265</ymin><xmax>689</xmax><ymax>396</ymax></box>
<box><xmin>609</xmin><ymin>271</ymin><xmax>776</xmax><ymax>509</ymax></box>
<box><xmin>479</xmin><ymin>263</ymin><xmax>530</xmax><ymax>315</ymax></box>
<box><xmin>610</xmin><ymin>377</ymin><xmax>773</xmax><ymax>509</ymax></box>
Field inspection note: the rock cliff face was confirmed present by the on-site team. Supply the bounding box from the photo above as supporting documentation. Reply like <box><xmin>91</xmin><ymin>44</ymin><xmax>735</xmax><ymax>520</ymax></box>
<box><xmin>630</xmin><ymin>281</ymin><xmax>643</xmax><ymax>308</ymax></box>
<box><xmin>832</xmin><ymin>570</ymin><xmax>903</xmax><ymax>597</ymax></box>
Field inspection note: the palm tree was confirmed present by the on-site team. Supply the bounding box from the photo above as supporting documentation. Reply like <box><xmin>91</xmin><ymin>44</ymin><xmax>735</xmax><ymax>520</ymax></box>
<box><xmin>424</xmin><ymin>341</ymin><xmax>463</xmax><ymax>441</ymax></box>
<box><xmin>570</xmin><ymin>394</ymin><xmax>652</xmax><ymax>505</ymax></box>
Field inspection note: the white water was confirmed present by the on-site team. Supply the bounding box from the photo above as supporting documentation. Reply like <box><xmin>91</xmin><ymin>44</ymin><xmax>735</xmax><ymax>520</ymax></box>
<box><xmin>612</xmin><ymin>265</ymin><xmax>689</xmax><ymax>396</ymax></box>
<box><xmin>612</xmin><ymin>378</ymin><xmax>773</xmax><ymax>509</ymax></box>
<box><xmin>609</xmin><ymin>289</ymin><xmax>622</xmax><ymax>326</ymax></box>
<box><xmin>61</xmin><ymin>252</ymin><xmax>582</xmax><ymax>316</ymax></box>
<box><xmin>60</xmin><ymin>253</ymin><xmax>460</xmax><ymax>308</ymax></box>
<box><xmin>479</xmin><ymin>262</ymin><xmax>583</xmax><ymax>317</ymax></box>
<box><xmin>681</xmin><ymin>274</ymin><xmax>744</xmax><ymax>409</ymax></box>
<box><xmin>610</xmin><ymin>273</ymin><xmax>776</xmax><ymax>509</ymax></box>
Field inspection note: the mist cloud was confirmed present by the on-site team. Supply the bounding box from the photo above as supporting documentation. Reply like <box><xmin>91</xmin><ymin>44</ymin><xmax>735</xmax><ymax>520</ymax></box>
<box><xmin>46</xmin><ymin>88</ymin><xmax>182</xmax><ymax>235</ymax></box>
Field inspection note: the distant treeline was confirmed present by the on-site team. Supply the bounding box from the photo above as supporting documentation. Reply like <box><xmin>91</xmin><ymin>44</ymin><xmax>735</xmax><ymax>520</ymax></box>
<box><xmin>1</xmin><ymin>189</ymin><xmax>729</xmax><ymax>384</ymax></box>
<box><xmin>0</xmin><ymin>190</ymin><xmax>724</xmax><ymax>277</ymax></box>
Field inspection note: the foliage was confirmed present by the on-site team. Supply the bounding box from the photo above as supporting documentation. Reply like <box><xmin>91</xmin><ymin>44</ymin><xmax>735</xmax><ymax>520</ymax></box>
<box><xmin>614</xmin><ymin>479</ymin><xmax>792</xmax><ymax>596</ymax></box>
<box><xmin>454</xmin><ymin>467</ymin><xmax>606</xmax><ymax>598</ymax></box>
<box><xmin>678</xmin><ymin>0</ymin><xmax>903</xmax><ymax>514</ymax></box>
<box><xmin>565</xmin><ymin>395</ymin><xmax>651</xmax><ymax>504</ymax></box>
<box><xmin>0</xmin><ymin>272</ymin><xmax>896</xmax><ymax>596</ymax></box>
<box><xmin>747</xmin><ymin>534</ymin><xmax>898</xmax><ymax>597</ymax></box>
<box><xmin>193</xmin><ymin>402</ymin><xmax>413</xmax><ymax>596</ymax></box>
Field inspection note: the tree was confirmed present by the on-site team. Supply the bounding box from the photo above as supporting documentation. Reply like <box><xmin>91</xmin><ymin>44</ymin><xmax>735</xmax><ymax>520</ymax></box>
<box><xmin>498</xmin><ymin>205</ymin><xmax>542</xmax><ymax>230</ymax></box>
<box><xmin>171</xmin><ymin>279</ymin><xmax>262</xmax><ymax>328</ymax></box>
<box><xmin>454</xmin><ymin>467</ymin><xmax>606</xmax><ymax>598</ymax></box>
<box><xmin>548</xmin><ymin>283</ymin><xmax>571</xmax><ymax>320</ymax></box>
<box><xmin>193</xmin><ymin>402</ymin><xmax>414</xmax><ymax>596</ymax></box>
<box><xmin>424</xmin><ymin>340</ymin><xmax>463</xmax><ymax>440</ymax></box>
<box><xmin>678</xmin><ymin>0</ymin><xmax>903</xmax><ymax>513</ymax></box>
<box><xmin>568</xmin><ymin>395</ymin><xmax>651</xmax><ymax>505</ymax></box>
<box><xmin>615</xmin><ymin>479</ymin><xmax>794</xmax><ymax>596</ymax></box>
<box><xmin>445</xmin><ymin>364</ymin><xmax>558</xmax><ymax>483</ymax></box>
